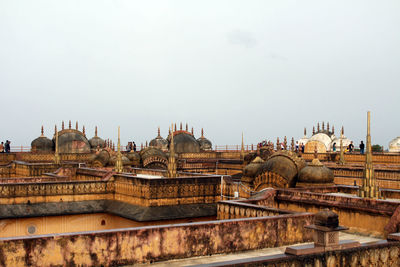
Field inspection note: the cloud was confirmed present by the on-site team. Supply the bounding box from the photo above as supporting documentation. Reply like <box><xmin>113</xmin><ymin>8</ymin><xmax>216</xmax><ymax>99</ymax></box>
<box><xmin>227</xmin><ymin>29</ymin><xmax>257</xmax><ymax>48</ymax></box>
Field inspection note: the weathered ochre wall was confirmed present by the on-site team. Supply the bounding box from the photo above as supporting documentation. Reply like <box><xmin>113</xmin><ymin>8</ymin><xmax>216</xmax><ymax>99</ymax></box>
<box><xmin>0</xmin><ymin>213</ymin><xmax>216</xmax><ymax>238</ymax></box>
<box><xmin>0</xmin><ymin>213</ymin><xmax>312</xmax><ymax>266</ymax></box>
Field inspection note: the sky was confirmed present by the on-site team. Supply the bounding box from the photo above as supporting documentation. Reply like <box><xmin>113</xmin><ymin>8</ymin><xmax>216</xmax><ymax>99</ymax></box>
<box><xmin>1</xmin><ymin>0</ymin><xmax>399</xmax><ymax>148</ymax></box>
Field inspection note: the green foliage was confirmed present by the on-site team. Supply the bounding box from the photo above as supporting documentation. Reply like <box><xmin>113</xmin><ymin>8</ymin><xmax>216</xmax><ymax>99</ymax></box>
<box><xmin>371</xmin><ymin>144</ymin><xmax>383</xmax><ymax>152</ymax></box>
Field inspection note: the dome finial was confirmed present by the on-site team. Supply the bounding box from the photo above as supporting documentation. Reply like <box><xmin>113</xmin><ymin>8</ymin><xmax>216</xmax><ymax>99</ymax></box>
<box><xmin>158</xmin><ymin>126</ymin><xmax>161</xmax><ymax>137</ymax></box>
<box><xmin>322</xmin><ymin>121</ymin><xmax>325</xmax><ymax>131</ymax></box>
<box><xmin>95</xmin><ymin>126</ymin><xmax>98</xmax><ymax>137</ymax></box>
<box><xmin>62</xmin><ymin>121</ymin><xmax>65</xmax><ymax>130</ymax></box>
<box><xmin>54</xmin><ymin>125</ymin><xmax>57</xmax><ymax>135</ymax></box>
<box><xmin>304</xmin><ymin>127</ymin><xmax>307</xmax><ymax>137</ymax></box>
<box><xmin>317</xmin><ymin>122</ymin><xmax>320</xmax><ymax>132</ymax></box>
<box><xmin>277</xmin><ymin>137</ymin><xmax>280</xmax><ymax>151</ymax></box>
<box><xmin>185</xmin><ymin>123</ymin><xmax>188</xmax><ymax>131</ymax></box>
<box><xmin>174</xmin><ymin>123</ymin><xmax>177</xmax><ymax>132</ymax></box>
<box><xmin>332</xmin><ymin>125</ymin><xmax>335</xmax><ymax>134</ymax></box>
<box><xmin>201</xmin><ymin>128</ymin><xmax>204</xmax><ymax>138</ymax></box>
<box><xmin>69</xmin><ymin>120</ymin><xmax>71</xmax><ymax>129</ymax></box>
<box><xmin>41</xmin><ymin>125</ymin><xmax>44</xmax><ymax>137</ymax></box>
<box><xmin>313</xmin><ymin>126</ymin><xmax>315</xmax><ymax>135</ymax></box>
<box><xmin>82</xmin><ymin>125</ymin><xmax>85</xmax><ymax>136</ymax></box>
<box><xmin>291</xmin><ymin>137</ymin><xmax>295</xmax><ymax>151</ymax></box>
<box><xmin>76</xmin><ymin>121</ymin><xmax>78</xmax><ymax>130</ymax></box>
<box><xmin>284</xmin><ymin>136</ymin><xmax>287</xmax><ymax>150</ymax></box>
<box><xmin>180</xmin><ymin>122</ymin><xmax>182</xmax><ymax>131</ymax></box>
<box><xmin>191</xmin><ymin>127</ymin><xmax>194</xmax><ymax>135</ymax></box>
<box><xmin>341</xmin><ymin>126</ymin><xmax>344</xmax><ymax>137</ymax></box>
<box><xmin>327</xmin><ymin>122</ymin><xmax>330</xmax><ymax>132</ymax></box>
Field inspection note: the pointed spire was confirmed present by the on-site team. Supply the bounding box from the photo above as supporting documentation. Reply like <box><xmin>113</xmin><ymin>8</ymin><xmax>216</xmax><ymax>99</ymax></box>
<box><xmin>54</xmin><ymin>125</ymin><xmax>60</xmax><ymax>165</ymax></box>
<box><xmin>304</xmin><ymin>127</ymin><xmax>307</xmax><ymax>137</ymax></box>
<box><xmin>167</xmin><ymin>124</ymin><xmax>177</xmax><ymax>178</ymax></box>
<box><xmin>114</xmin><ymin>126</ymin><xmax>123</xmax><ymax>173</ymax></box>
<box><xmin>95</xmin><ymin>126</ymin><xmax>98</xmax><ymax>137</ymax></box>
<box><xmin>62</xmin><ymin>121</ymin><xmax>65</xmax><ymax>130</ymax></box>
<box><xmin>240</xmin><ymin>132</ymin><xmax>245</xmax><ymax>159</ymax></box>
<box><xmin>291</xmin><ymin>137</ymin><xmax>295</xmax><ymax>151</ymax></box>
<box><xmin>327</xmin><ymin>122</ymin><xmax>330</xmax><ymax>132</ymax></box>
<box><xmin>185</xmin><ymin>123</ymin><xmax>188</xmax><ymax>131</ymax></box>
<box><xmin>284</xmin><ymin>136</ymin><xmax>287</xmax><ymax>150</ymax></box>
<box><xmin>201</xmin><ymin>128</ymin><xmax>204</xmax><ymax>138</ymax></box>
<box><xmin>40</xmin><ymin>126</ymin><xmax>44</xmax><ymax>137</ymax></box>
<box><xmin>69</xmin><ymin>120</ymin><xmax>71</xmax><ymax>129</ymax></box>
<box><xmin>277</xmin><ymin>137</ymin><xmax>280</xmax><ymax>150</ymax></box>
<box><xmin>313</xmin><ymin>126</ymin><xmax>315</xmax><ymax>135</ymax></box>
<box><xmin>322</xmin><ymin>121</ymin><xmax>325</xmax><ymax>131</ymax></box>
<box><xmin>157</xmin><ymin>127</ymin><xmax>161</xmax><ymax>137</ymax></box>
<box><xmin>75</xmin><ymin>121</ymin><xmax>78</xmax><ymax>130</ymax></box>
<box><xmin>174</xmin><ymin>123</ymin><xmax>177</xmax><ymax>132</ymax></box>
<box><xmin>341</xmin><ymin>126</ymin><xmax>344</xmax><ymax>137</ymax></box>
<box><xmin>191</xmin><ymin>127</ymin><xmax>194</xmax><ymax>135</ymax></box>
<box><xmin>332</xmin><ymin>125</ymin><xmax>335</xmax><ymax>134</ymax></box>
<box><xmin>180</xmin><ymin>122</ymin><xmax>182</xmax><ymax>130</ymax></box>
<box><xmin>54</xmin><ymin>125</ymin><xmax>57</xmax><ymax>135</ymax></box>
<box><xmin>358</xmin><ymin>111</ymin><xmax>379</xmax><ymax>199</ymax></box>
<box><xmin>317</xmin><ymin>122</ymin><xmax>320</xmax><ymax>132</ymax></box>
<box><xmin>145</xmin><ymin>141</ymin><xmax>148</xmax><ymax>147</ymax></box>
<box><xmin>82</xmin><ymin>125</ymin><xmax>85</xmax><ymax>136</ymax></box>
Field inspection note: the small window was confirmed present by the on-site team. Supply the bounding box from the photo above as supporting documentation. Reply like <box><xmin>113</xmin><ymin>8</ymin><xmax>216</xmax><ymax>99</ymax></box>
<box><xmin>101</xmin><ymin>220</ymin><xmax>106</xmax><ymax>226</ymax></box>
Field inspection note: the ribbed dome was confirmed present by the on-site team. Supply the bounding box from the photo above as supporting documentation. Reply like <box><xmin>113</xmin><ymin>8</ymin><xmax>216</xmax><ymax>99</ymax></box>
<box><xmin>243</xmin><ymin>157</ymin><xmax>264</xmax><ymax>178</ymax></box>
<box><xmin>55</xmin><ymin>129</ymin><xmax>91</xmax><ymax>153</ymax></box>
<box><xmin>89</xmin><ymin>127</ymin><xmax>105</xmax><ymax>150</ymax></box>
<box><xmin>298</xmin><ymin>159</ymin><xmax>334</xmax><ymax>184</ymax></box>
<box><xmin>170</xmin><ymin>131</ymin><xmax>200</xmax><ymax>153</ymax></box>
<box><xmin>149</xmin><ymin>128</ymin><xmax>168</xmax><ymax>151</ymax></box>
<box><xmin>196</xmin><ymin>129</ymin><xmax>213</xmax><ymax>151</ymax></box>
<box><xmin>261</xmin><ymin>151</ymin><xmax>306</xmax><ymax>187</ymax></box>
<box><xmin>389</xmin><ymin>137</ymin><xmax>400</xmax><ymax>152</ymax></box>
<box><xmin>140</xmin><ymin>147</ymin><xmax>168</xmax><ymax>169</ymax></box>
<box><xmin>309</xmin><ymin>133</ymin><xmax>331</xmax><ymax>150</ymax></box>
<box><xmin>31</xmin><ymin>136</ymin><xmax>54</xmax><ymax>152</ymax></box>
<box><xmin>31</xmin><ymin>127</ymin><xmax>54</xmax><ymax>152</ymax></box>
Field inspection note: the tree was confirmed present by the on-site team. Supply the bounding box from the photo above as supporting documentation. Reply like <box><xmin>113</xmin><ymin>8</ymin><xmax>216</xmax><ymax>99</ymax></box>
<box><xmin>371</xmin><ymin>144</ymin><xmax>383</xmax><ymax>152</ymax></box>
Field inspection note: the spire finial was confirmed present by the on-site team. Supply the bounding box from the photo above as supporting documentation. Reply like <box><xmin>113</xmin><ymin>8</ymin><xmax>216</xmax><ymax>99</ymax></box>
<box><xmin>341</xmin><ymin>126</ymin><xmax>344</xmax><ymax>137</ymax></box>
<box><xmin>95</xmin><ymin>126</ymin><xmax>98</xmax><ymax>137</ymax></box>
<box><xmin>167</xmin><ymin>124</ymin><xmax>177</xmax><ymax>178</ymax></box>
<box><xmin>327</xmin><ymin>122</ymin><xmax>330</xmax><ymax>132</ymax></box>
<box><xmin>62</xmin><ymin>121</ymin><xmax>65</xmax><ymax>130</ymax></box>
<box><xmin>180</xmin><ymin>122</ymin><xmax>182</xmax><ymax>131</ymax></box>
<box><xmin>54</xmin><ymin>125</ymin><xmax>60</xmax><ymax>165</ymax></box>
<box><xmin>284</xmin><ymin>136</ymin><xmax>287</xmax><ymax>150</ymax></box>
<box><xmin>114</xmin><ymin>126</ymin><xmax>123</xmax><ymax>173</ymax></box>
<box><xmin>41</xmin><ymin>126</ymin><xmax>44</xmax><ymax>137</ymax></box>
<box><xmin>69</xmin><ymin>120</ymin><xmax>71</xmax><ymax>129</ymax></box>
<box><xmin>54</xmin><ymin>125</ymin><xmax>57</xmax><ymax>135</ymax></box>
<box><xmin>76</xmin><ymin>121</ymin><xmax>78</xmax><ymax>130</ymax></box>
<box><xmin>277</xmin><ymin>137</ymin><xmax>280</xmax><ymax>151</ymax></box>
<box><xmin>185</xmin><ymin>123</ymin><xmax>188</xmax><ymax>131</ymax></box>
<box><xmin>82</xmin><ymin>125</ymin><xmax>85</xmax><ymax>136</ymax></box>
<box><xmin>332</xmin><ymin>125</ymin><xmax>335</xmax><ymax>134</ymax></box>
<box><xmin>304</xmin><ymin>127</ymin><xmax>307</xmax><ymax>137</ymax></box>
<box><xmin>322</xmin><ymin>121</ymin><xmax>325</xmax><ymax>131</ymax></box>
<box><xmin>191</xmin><ymin>127</ymin><xmax>194</xmax><ymax>135</ymax></box>
<box><xmin>158</xmin><ymin>127</ymin><xmax>161</xmax><ymax>137</ymax></box>
<box><xmin>313</xmin><ymin>126</ymin><xmax>315</xmax><ymax>135</ymax></box>
<box><xmin>174</xmin><ymin>123</ymin><xmax>177</xmax><ymax>132</ymax></box>
<box><xmin>201</xmin><ymin>128</ymin><xmax>204</xmax><ymax>138</ymax></box>
<box><xmin>317</xmin><ymin>122</ymin><xmax>320</xmax><ymax>132</ymax></box>
<box><xmin>291</xmin><ymin>137</ymin><xmax>295</xmax><ymax>151</ymax></box>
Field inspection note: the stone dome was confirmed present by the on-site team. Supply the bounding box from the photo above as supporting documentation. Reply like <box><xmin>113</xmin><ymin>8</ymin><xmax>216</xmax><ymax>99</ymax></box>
<box><xmin>90</xmin><ymin>150</ymin><xmax>111</xmax><ymax>167</ymax></box>
<box><xmin>88</xmin><ymin>127</ymin><xmax>105</xmax><ymax>150</ymax></box>
<box><xmin>389</xmin><ymin>137</ymin><xmax>400</xmax><ymax>152</ymax></box>
<box><xmin>243</xmin><ymin>157</ymin><xmax>264</xmax><ymax>178</ymax></box>
<box><xmin>196</xmin><ymin>129</ymin><xmax>213</xmax><ymax>151</ymax></box>
<box><xmin>261</xmin><ymin>151</ymin><xmax>306</xmax><ymax>187</ymax></box>
<box><xmin>140</xmin><ymin>147</ymin><xmax>168</xmax><ymax>169</ymax></box>
<box><xmin>31</xmin><ymin>127</ymin><xmax>54</xmax><ymax>152</ymax></box>
<box><xmin>149</xmin><ymin>128</ymin><xmax>168</xmax><ymax>151</ymax></box>
<box><xmin>55</xmin><ymin>129</ymin><xmax>91</xmax><ymax>153</ymax></box>
<box><xmin>298</xmin><ymin>159</ymin><xmax>334</xmax><ymax>184</ymax></box>
<box><xmin>31</xmin><ymin>136</ymin><xmax>54</xmax><ymax>152</ymax></box>
<box><xmin>170</xmin><ymin>131</ymin><xmax>200</xmax><ymax>153</ymax></box>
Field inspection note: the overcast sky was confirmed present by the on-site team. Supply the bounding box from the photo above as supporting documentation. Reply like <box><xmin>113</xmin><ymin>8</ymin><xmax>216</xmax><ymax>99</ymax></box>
<box><xmin>1</xmin><ymin>0</ymin><xmax>399</xmax><ymax>148</ymax></box>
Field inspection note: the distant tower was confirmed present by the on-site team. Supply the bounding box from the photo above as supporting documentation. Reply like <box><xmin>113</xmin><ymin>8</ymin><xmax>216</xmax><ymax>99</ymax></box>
<box><xmin>358</xmin><ymin>111</ymin><xmax>380</xmax><ymax>199</ymax></box>
<box><xmin>114</xmin><ymin>127</ymin><xmax>123</xmax><ymax>173</ymax></box>
<box><xmin>167</xmin><ymin>124</ymin><xmax>177</xmax><ymax>178</ymax></box>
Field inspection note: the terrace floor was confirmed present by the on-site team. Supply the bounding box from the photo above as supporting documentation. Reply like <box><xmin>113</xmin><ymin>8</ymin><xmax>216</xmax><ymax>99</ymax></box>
<box><xmin>132</xmin><ymin>232</ymin><xmax>380</xmax><ymax>267</ymax></box>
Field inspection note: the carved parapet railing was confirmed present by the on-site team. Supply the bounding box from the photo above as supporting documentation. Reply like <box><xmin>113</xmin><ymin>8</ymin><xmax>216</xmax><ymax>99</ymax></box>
<box><xmin>217</xmin><ymin>200</ymin><xmax>295</xmax><ymax>220</ymax></box>
<box><xmin>302</xmin><ymin>152</ymin><xmax>400</xmax><ymax>164</ymax></box>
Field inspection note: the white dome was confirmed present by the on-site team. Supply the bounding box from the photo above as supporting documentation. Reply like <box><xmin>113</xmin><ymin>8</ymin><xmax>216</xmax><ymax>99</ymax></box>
<box><xmin>309</xmin><ymin>133</ymin><xmax>331</xmax><ymax>150</ymax></box>
<box><xmin>389</xmin><ymin>137</ymin><xmax>400</xmax><ymax>152</ymax></box>
<box><xmin>297</xmin><ymin>137</ymin><xmax>309</xmax><ymax>146</ymax></box>
<box><xmin>331</xmin><ymin>136</ymin><xmax>352</xmax><ymax>151</ymax></box>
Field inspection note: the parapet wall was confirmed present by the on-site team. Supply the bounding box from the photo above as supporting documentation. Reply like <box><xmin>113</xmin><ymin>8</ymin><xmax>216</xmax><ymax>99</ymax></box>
<box><xmin>0</xmin><ymin>213</ymin><xmax>313</xmax><ymax>266</ymax></box>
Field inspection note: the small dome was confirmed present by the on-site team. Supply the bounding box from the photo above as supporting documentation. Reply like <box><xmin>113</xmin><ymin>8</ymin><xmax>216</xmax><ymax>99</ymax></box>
<box><xmin>389</xmin><ymin>137</ymin><xmax>400</xmax><ymax>152</ymax></box>
<box><xmin>243</xmin><ymin>157</ymin><xmax>264</xmax><ymax>178</ymax></box>
<box><xmin>31</xmin><ymin>127</ymin><xmax>54</xmax><ymax>152</ymax></box>
<box><xmin>170</xmin><ymin>131</ymin><xmax>200</xmax><ymax>153</ymax></box>
<box><xmin>149</xmin><ymin>128</ymin><xmax>168</xmax><ymax>151</ymax></box>
<box><xmin>140</xmin><ymin>147</ymin><xmax>168</xmax><ymax>169</ymax></box>
<box><xmin>109</xmin><ymin>155</ymin><xmax>130</xmax><ymax>166</ymax></box>
<box><xmin>197</xmin><ymin>128</ymin><xmax>213</xmax><ymax>151</ymax></box>
<box><xmin>89</xmin><ymin>136</ymin><xmax>105</xmax><ymax>150</ymax></box>
<box><xmin>298</xmin><ymin>159</ymin><xmax>334</xmax><ymax>184</ymax></box>
<box><xmin>261</xmin><ymin>151</ymin><xmax>306</xmax><ymax>187</ymax></box>
<box><xmin>31</xmin><ymin>136</ymin><xmax>54</xmax><ymax>152</ymax></box>
<box><xmin>90</xmin><ymin>150</ymin><xmax>111</xmax><ymax>167</ymax></box>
